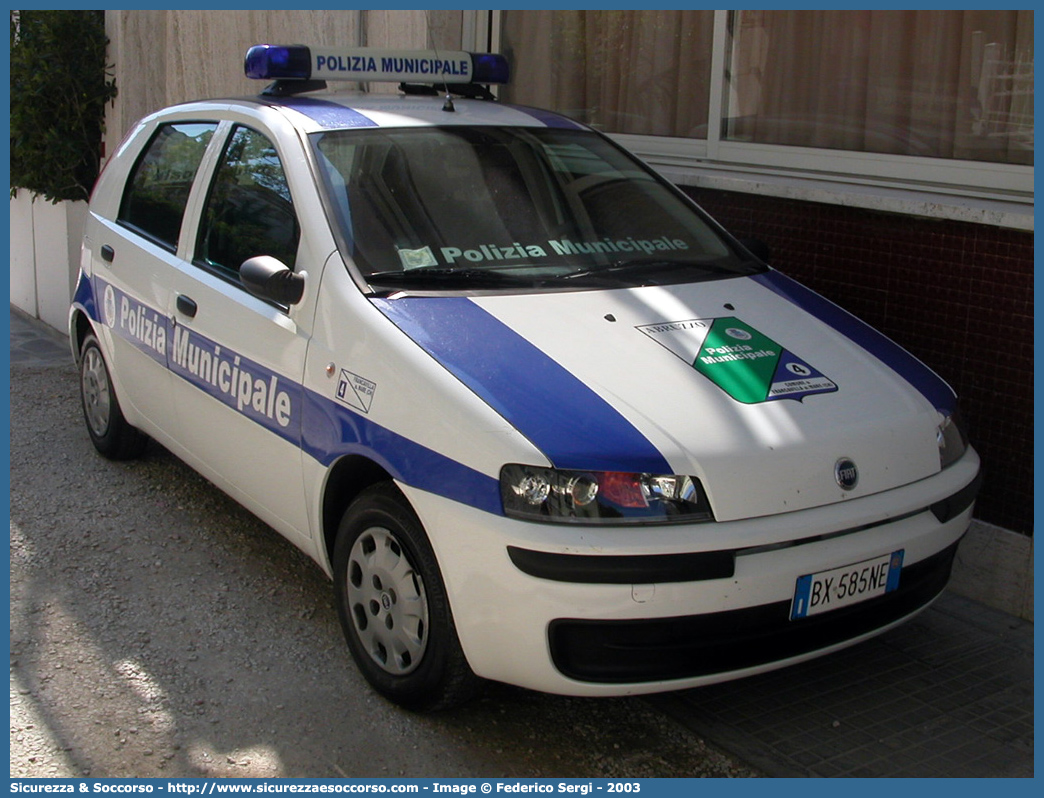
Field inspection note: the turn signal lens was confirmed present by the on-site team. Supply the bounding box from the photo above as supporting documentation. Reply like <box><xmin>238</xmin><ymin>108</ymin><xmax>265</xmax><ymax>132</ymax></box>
<box><xmin>597</xmin><ymin>472</ymin><xmax>648</xmax><ymax>508</ymax></box>
<box><xmin>937</xmin><ymin>411</ymin><xmax>968</xmax><ymax>470</ymax></box>
<box><xmin>500</xmin><ymin>465</ymin><xmax>713</xmax><ymax>525</ymax></box>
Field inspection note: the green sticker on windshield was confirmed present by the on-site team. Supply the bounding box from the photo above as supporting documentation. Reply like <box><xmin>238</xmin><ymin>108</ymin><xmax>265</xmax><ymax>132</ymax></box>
<box><xmin>638</xmin><ymin>316</ymin><xmax>838</xmax><ymax>404</ymax></box>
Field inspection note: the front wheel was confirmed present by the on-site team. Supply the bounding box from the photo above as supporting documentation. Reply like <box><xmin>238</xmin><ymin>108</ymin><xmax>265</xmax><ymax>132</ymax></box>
<box><xmin>332</xmin><ymin>483</ymin><xmax>480</xmax><ymax>711</ymax></box>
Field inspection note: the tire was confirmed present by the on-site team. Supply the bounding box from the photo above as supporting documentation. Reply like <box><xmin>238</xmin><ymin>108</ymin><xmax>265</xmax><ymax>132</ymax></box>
<box><xmin>332</xmin><ymin>483</ymin><xmax>481</xmax><ymax>711</ymax></box>
<box><xmin>78</xmin><ymin>334</ymin><xmax>148</xmax><ymax>460</ymax></box>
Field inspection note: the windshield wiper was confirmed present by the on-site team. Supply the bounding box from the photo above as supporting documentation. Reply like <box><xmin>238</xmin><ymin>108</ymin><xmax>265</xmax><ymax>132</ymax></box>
<box><xmin>561</xmin><ymin>259</ymin><xmax>725</xmax><ymax>283</ymax></box>
<box><xmin>366</xmin><ymin>266</ymin><xmax>532</xmax><ymax>288</ymax></box>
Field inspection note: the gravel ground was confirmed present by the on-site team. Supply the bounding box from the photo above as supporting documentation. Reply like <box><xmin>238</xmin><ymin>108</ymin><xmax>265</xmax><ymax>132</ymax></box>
<box><xmin>10</xmin><ymin>361</ymin><xmax>759</xmax><ymax>779</ymax></box>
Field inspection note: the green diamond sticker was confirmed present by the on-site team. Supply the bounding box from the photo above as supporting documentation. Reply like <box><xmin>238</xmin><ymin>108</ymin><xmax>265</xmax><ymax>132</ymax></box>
<box><xmin>692</xmin><ymin>318</ymin><xmax>782</xmax><ymax>404</ymax></box>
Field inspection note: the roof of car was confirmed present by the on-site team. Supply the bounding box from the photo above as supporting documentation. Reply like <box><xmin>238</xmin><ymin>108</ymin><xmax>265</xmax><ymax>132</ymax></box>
<box><xmin>256</xmin><ymin>91</ymin><xmax>590</xmax><ymax>133</ymax></box>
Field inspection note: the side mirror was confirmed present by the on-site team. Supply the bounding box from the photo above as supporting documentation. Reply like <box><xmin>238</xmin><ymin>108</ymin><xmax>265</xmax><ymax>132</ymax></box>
<box><xmin>240</xmin><ymin>256</ymin><xmax>305</xmax><ymax>305</ymax></box>
<box><xmin>739</xmin><ymin>238</ymin><xmax>772</xmax><ymax>263</ymax></box>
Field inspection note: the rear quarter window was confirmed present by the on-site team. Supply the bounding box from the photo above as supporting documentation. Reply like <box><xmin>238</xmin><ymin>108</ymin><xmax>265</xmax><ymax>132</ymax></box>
<box><xmin>117</xmin><ymin>122</ymin><xmax>217</xmax><ymax>251</ymax></box>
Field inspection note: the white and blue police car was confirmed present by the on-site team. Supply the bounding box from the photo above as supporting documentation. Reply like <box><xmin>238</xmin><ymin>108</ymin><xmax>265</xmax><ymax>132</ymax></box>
<box><xmin>71</xmin><ymin>45</ymin><xmax>982</xmax><ymax>710</ymax></box>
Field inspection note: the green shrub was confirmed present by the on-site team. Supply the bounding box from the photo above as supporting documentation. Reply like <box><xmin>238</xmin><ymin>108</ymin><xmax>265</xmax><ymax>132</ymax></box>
<box><xmin>10</xmin><ymin>9</ymin><xmax>117</xmax><ymax>202</ymax></box>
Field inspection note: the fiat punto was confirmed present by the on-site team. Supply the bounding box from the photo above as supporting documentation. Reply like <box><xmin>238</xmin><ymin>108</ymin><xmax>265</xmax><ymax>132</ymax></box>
<box><xmin>70</xmin><ymin>45</ymin><xmax>981</xmax><ymax>709</ymax></box>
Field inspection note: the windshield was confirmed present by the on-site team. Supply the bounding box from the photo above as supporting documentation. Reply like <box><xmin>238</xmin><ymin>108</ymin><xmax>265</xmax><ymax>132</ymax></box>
<box><xmin>312</xmin><ymin>125</ymin><xmax>763</xmax><ymax>291</ymax></box>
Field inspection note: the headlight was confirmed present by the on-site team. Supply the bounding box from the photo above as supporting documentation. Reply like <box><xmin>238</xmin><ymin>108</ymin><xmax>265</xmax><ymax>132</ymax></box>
<box><xmin>937</xmin><ymin>410</ymin><xmax>968</xmax><ymax>469</ymax></box>
<box><xmin>500</xmin><ymin>465</ymin><xmax>714</xmax><ymax>525</ymax></box>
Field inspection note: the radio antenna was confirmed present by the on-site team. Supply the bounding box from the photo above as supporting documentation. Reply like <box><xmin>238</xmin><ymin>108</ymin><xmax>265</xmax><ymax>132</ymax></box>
<box><xmin>426</xmin><ymin>11</ymin><xmax>455</xmax><ymax>112</ymax></box>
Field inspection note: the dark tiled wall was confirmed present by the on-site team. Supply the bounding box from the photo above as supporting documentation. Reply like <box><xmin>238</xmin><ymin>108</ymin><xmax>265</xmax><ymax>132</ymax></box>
<box><xmin>683</xmin><ymin>187</ymin><xmax>1033</xmax><ymax>535</ymax></box>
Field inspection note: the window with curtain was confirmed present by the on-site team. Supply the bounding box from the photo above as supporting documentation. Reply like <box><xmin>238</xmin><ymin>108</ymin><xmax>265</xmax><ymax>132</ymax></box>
<box><xmin>500</xmin><ymin>10</ymin><xmax>714</xmax><ymax>138</ymax></box>
<box><xmin>725</xmin><ymin>10</ymin><xmax>1033</xmax><ymax>166</ymax></box>
<box><xmin>500</xmin><ymin>10</ymin><xmax>1033</xmax><ymax>167</ymax></box>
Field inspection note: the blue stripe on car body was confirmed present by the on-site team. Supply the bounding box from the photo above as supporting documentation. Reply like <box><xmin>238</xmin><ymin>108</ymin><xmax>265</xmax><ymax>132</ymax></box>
<box><xmin>271</xmin><ymin>96</ymin><xmax>379</xmax><ymax>129</ymax></box>
<box><xmin>301</xmin><ymin>388</ymin><xmax>503</xmax><ymax>514</ymax></box>
<box><xmin>75</xmin><ymin>274</ymin><xmax>502</xmax><ymax>514</ymax></box>
<box><xmin>73</xmin><ymin>271</ymin><xmax>97</xmax><ymax>323</ymax></box>
<box><xmin>371</xmin><ymin>295</ymin><xmax>672</xmax><ymax>474</ymax></box>
<box><xmin>505</xmin><ymin>104</ymin><xmax>586</xmax><ymax>130</ymax></box>
<box><xmin>751</xmin><ymin>270</ymin><xmax>957</xmax><ymax>415</ymax></box>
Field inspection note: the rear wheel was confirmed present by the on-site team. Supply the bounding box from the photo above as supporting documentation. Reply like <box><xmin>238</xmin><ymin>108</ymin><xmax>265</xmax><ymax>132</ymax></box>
<box><xmin>332</xmin><ymin>483</ymin><xmax>480</xmax><ymax>711</ymax></box>
<box><xmin>79</xmin><ymin>334</ymin><xmax>148</xmax><ymax>460</ymax></box>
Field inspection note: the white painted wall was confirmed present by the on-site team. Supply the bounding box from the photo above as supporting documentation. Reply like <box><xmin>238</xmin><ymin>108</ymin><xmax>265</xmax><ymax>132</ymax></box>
<box><xmin>9</xmin><ymin>192</ymin><xmax>85</xmax><ymax>334</ymax></box>
<box><xmin>10</xmin><ymin>191</ymin><xmax>37</xmax><ymax>317</ymax></box>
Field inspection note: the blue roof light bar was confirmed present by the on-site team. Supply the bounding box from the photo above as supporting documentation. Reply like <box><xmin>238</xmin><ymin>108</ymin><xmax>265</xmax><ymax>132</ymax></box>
<box><xmin>245</xmin><ymin>45</ymin><xmax>510</xmax><ymax>85</ymax></box>
<box><xmin>471</xmin><ymin>52</ymin><xmax>510</xmax><ymax>85</ymax></box>
<box><xmin>245</xmin><ymin>45</ymin><xmax>312</xmax><ymax>81</ymax></box>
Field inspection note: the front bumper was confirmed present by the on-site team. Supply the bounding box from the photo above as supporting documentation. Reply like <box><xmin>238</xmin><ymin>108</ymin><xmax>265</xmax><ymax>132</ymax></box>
<box><xmin>549</xmin><ymin>540</ymin><xmax>957</xmax><ymax>683</ymax></box>
<box><xmin>402</xmin><ymin>449</ymin><xmax>980</xmax><ymax>697</ymax></box>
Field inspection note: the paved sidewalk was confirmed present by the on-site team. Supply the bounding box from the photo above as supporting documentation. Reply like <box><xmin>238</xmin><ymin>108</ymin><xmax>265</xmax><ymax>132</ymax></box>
<box><xmin>10</xmin><ymin>306</ymin><xmax>73</xmax><ymax>368</ymax></box>
<box><xmin>9</xmin><ymin>305</ymin><xmax>1035</xmax><ymax>778</ymax></box>
<box><xmin>649</xmin><ymin>592</ymin><xmax>1033</xmax><ymax>777</ymax></box>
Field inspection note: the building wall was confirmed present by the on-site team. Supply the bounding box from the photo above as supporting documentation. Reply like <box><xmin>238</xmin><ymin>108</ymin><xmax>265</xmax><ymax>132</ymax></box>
<box><xmin>104</xmin><ymin>10</ymin><xmax>463</xmax><ymax>144</ymax></box>
<box><xmin>684</xmin><ymin>187</ymin><xmax>1033</xmax><ymax>535</ymax></box>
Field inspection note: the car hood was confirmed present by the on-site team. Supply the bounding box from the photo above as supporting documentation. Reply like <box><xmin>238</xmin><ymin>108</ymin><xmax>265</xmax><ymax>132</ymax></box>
<box><xmin>372</xmin><ymin>270</ymin><xmax>955</xmax><ymax>521</ymax></box>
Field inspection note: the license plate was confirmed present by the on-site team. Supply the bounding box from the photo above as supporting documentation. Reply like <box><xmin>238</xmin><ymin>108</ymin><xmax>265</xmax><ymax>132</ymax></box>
<box><xmin>791</xmin><ymin>550</ymin><xmax>904</xmax><ymax>620</ymax></box>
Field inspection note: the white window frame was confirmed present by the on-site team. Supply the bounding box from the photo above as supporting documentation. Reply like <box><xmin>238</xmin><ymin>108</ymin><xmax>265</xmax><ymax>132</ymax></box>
<box><xmin>464</xmin><ymin>9</ymin><xmax>495</xmax><ymax>54</ymax></box>
<box><xmin>486</xmin><ymin>10</ymin><xmax>1033</xmax><ymax>230</ymax></box>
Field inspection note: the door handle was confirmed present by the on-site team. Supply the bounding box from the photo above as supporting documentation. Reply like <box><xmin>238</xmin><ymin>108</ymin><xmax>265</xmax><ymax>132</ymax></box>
<box><xmin>176</xmin><ymin>294</ymin><xmax>198</xmax><ymax>318</ymax></box>
<box><xmin>100</xmin><ymin>244</ymin><xmax>115</xmax><ymax>263</ymax></box>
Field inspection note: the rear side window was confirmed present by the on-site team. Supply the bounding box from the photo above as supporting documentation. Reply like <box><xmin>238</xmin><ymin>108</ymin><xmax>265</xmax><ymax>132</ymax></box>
<box><xmin>195</xmin><ymin>125</ymin><xmax>299</xmax><ymax>277</ymax></box>
<box><xmin>117</xmin><ymin>122</ymin><xmax>217</xmax><ymax>251</ymax></box>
